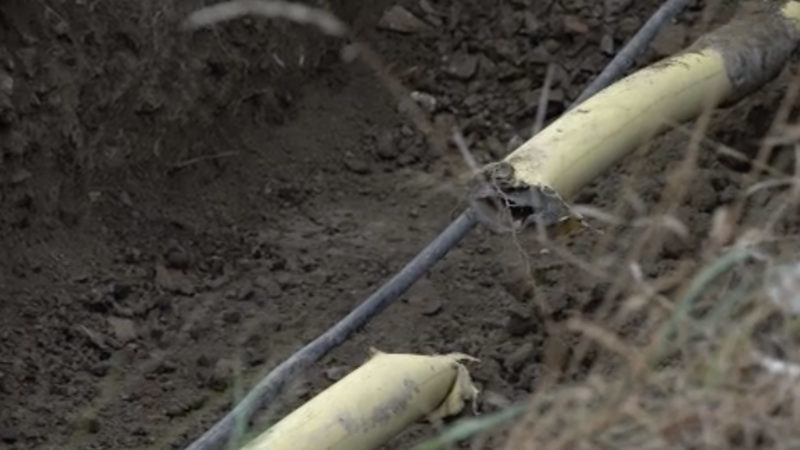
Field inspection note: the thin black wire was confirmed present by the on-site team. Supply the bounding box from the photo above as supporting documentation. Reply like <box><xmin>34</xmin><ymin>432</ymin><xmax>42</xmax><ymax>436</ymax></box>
<box><xmin>572</xmin><ymin>0</ymin><xmax>689</xmax><ymax>107</ymax></box>
<box><xmin>185</xmin><ymin>1</ymin><xmax>690</xmax><ymax>448</ymax></box>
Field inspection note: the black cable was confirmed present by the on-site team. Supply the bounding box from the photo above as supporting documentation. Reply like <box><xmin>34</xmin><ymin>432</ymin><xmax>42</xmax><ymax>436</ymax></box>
<box><xmin>572</xmin><ymin>0</ymin><xmax>689</xmax><ymax>107</ymax></box>
<box><xmin>185</xmin><ymin>210</ymin><xmax>479</xmax><ymax>450</ymax></box>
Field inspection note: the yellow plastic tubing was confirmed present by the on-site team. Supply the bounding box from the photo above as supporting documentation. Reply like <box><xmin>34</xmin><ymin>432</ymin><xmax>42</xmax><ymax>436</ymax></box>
<box><xmin>240</xmin><ymin>351</ymin><xmax>478</xmax><ymax>450</ymax></box>
<box><xmin>475</xmin><ymin>1</ymin><xmax>800</xmax><ymax>213</ymax></box>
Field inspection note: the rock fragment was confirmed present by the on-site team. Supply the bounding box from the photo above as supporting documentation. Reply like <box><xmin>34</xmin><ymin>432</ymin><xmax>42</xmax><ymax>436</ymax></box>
<box><xmin>378</xmin><ymin>5</ymin><xmax>431</xmax><ymax>33</ymax></box>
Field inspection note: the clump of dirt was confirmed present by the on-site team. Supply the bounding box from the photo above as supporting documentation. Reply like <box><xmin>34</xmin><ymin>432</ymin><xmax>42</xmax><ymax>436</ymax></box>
<box><xmin>1</xmin><ymin>1</ymin><xmax>795</xmax><ymax>449</ymax></box>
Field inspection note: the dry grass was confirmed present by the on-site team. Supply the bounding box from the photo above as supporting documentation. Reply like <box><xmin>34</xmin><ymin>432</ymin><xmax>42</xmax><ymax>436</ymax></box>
<box><xmin>445</xmin><ymin>81</ymin><xmax>800</xmax><ymax>449</ymax></box>
<box><xmin>409</xmin><ymin>115</ymin><xmax>800</xmax><ymax>448</ymax></box>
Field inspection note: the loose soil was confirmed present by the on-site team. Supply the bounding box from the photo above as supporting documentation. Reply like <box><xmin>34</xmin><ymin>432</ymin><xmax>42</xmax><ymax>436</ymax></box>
<box><xmin>1</xmin><ymin>0</ymin><xmax>795</xmax><ymax>449</ymax></box>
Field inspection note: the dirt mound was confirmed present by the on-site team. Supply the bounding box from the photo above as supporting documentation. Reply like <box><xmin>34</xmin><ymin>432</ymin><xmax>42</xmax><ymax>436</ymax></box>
<box><xmin>1</xmin><ymin>1</ymin><xmax>792</xmax><ymax>449</ymax></box>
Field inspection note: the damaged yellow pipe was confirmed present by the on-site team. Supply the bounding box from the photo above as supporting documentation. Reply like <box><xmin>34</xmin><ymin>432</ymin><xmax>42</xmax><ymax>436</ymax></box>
<box><xmin>240</xmin><ymin>351</ymin><xmax>479</xmax><ymax>450</ymax></box>
<box><xmin>470</xmin><ymin>1</ymin><xmax>800</xmax><ymax>231</ymax></box>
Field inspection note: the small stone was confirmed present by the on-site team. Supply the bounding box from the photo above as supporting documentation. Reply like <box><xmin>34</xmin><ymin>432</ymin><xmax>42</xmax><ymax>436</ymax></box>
<box><xmin>159</xmin><ymin>398</ymin><xmax>195</xmax><ymax>421</ymax></box>
<box><xmin>119</xmin><ymin>191</ymin><xmax>134</xmax><ymax>207</ymax></box>
<box><xmin>222</xmin><ymin>309</ymin><xmax>241</xmax><ymax>324</ymax></box>
<box><xmin>107</xmin><ymin>316</ymin><xmax>137</xmax><ymax>343</ymax></box>
<box><xmin>375</xmin><ymin>130</ymin><xmax>398</xmax><ymax>160</ymax></box>
<box><xmin>135</xmin><ymin>87</ymin><xmax>163</xmax><ymax>114</ymax></box>
<box><xmin>343</xmin><ymin>156</ymin><xmax>370</xmax><ymax>174</ymax></box>
<box><xmin>324</xmin><ymin>366</ymin><xmax>349</xmax><ymax>382</ymax></box>
<box><xmin>528</xmin><ymin>44</ymin><xmax>552</xmax><ymax>64</ymax></box>
<box><xmin>235</xmin><ymin>257</ymin><xmax>258</xmax><ymax>271</ymax></box>
<box><xmin>619</xmin><ymin>17</ymin><xmax>641</xmax><ymax>38</ymax></box>
<box><xmin>235</xmin><ymin>280</ymin><xmax>255</xmax><ymax>301</ymax></box>
<box><xmin>0</xmin><ymin>100</ymin><xmax>15</xmax><ymax>126</ymax></box>
<box><xmin>766</xmin><ymin>261</ymin><xmax>800</xmax><ymax>315</ymax></box>
<box><xmin>9</xmin><ymin>168</ymin><xmax>31</xmax><ymax>184</ymax></box>
<box><xmin>255</xmin><ymin>275</ymin><xmax>283</xmax><ymax>298</ymax></box>
<box><xmin>463</xmin><ymin>94</ymin><xmax>482</xmax><ymax>108</ymax></box>
<box><xmin>377</xmin><ymin>5</ymin><xmax>432</xmax><ymax>33</ymax></box>
<box><xmin>485</xmin><ymin>135</ymin><xmax>505</xmax><ymax>158</ymax></box>
<box><xmin>20</xmin><ymin>34</ymin><xmax>37</xmax><ymax>46</ymax></box>
<box><xmin>689</xmin><ymin>179</ymin><xmax>719</xmax><ymax>212</ymax></box>
<box><xmin>606</xmin><ymin>0</ymin><xmax>634</xmax><ymax>15</ymax></box>
<box><xmin>600</xmin><ymin>34</ymin><xmax>615</xmax><ymax>55</ymax></box>
<box><xmin>77</xmin><ymin>413</ymin><xmax>101</xmax><ymax>434</ymax></box>
<box><xmin>542</xmin><ymin>336</ymin><xmax>570</xmax><ymax>373</ymax></box>
<box><xmin>155</xmin><ymin>263</ymin><xmax>195</xmax><ymax>295</ymax></box>
<box><xmin>111</xmin><ymin>283</ymin><xmax>132</xmax><ymax>300</ymax></box>
<box><xmin>422</xmin><ymin>299</ymin><xmax>443</xmax><ymax>316</ymax></box>
<box><xmin>153</xmin><ymin>359</ymin><xmax>177</xmax><ymax>374</ymax></box>
<box><xmin>2</xmin><ymin>429</ymin><xmax>19</xmax><ymax>443</ymax></box>
<box><xmin>52</xmin><ymin>19</ymin><xmax>69</xmax><ymax>37</ymax></box>
<box><xmin>410</xmin><ymin>91</ymin><xmax>437</xmax><ymax>113</ymax></box>
<box><xmin>0</xmin><ymin>49</ymin><xmax>13</xmax><ymax>72</ymax></box>
<box><xmin>709</xmin><ymin>206</ymin><xmax>734</xmax><ymax>248</ymax></box>
<box><xmin>662</xmin><ymin>234</ymin><xmax>689</xmax><ymax>259</ymax></box>
<box><xmin>543</xmin><ymin>38</ymin><xmax>561</xmax><ymax>54</ymax></box>
<box><xmin>504</xmin><ymin>341</ymin><xmax>535</xmax><ymax>372</ymax></box>
<box><xmin>506</xmin><ymin>309</ymin><xmax>537</xmax><ymax>337</ymax></box>
<box><xmin>418</xmin><ymin>0</ymin><xmax>440</xmax><ymax>16</ymax></box>
<box><xmin>205</xmin><ymin>256</ymin><xmax>225</xmax><ymax>277</ymax></box>
<box><xmin>651</xmin><ymin>23</ymin><xmax>688</xmax><ymax>57</ymax></box>
<box><xmin>482</xmin><ymin>390</ymin><xmax>511</xmax><ymax>410</ymax></box>
<box><xmin>165</xmin><ymin>247</ymin><xmax>191</xmax><ymax>270</ymax></box>
<box><xmin>123</xmin><ymin>247</ymin><xmax>142</xmax><ymax>264</ymax></box>
<box><xmin>289</xmin><ymin>381</ymin><xmax>313</xmax><ymax>400</ymax></box>
<box><xmin>274</xmin><ymin>271</ymin><xmax>296</xmax><ymax>289</ymax></box>
<box><xmin>498</xmin><ymin>6</ymin><xmax>521</xmax><ymax>36</ymax></box>
<box><xmin>563</xmin><ymin>15</ymin><xmax>589</xmax><ymax>35</ymax></box>
<box><xmin>493</xmin><ymin>39</ymin><xmax>517</xmax><ymax>60</ymax></box>
<box><xmin>89</xmin><ymin>361</ymin><xmax>110</xmax><ymax>377</ymax></box>
<box><xmin>207</xmin><ymin>359</ymin><xmax>235</xmax><ymax>392</ymax></box>
<box><xmin>506</xmin><ymin>134</ymin><xmax>524</xmax><ymax>152</ymax></box>
<box><xmin>339</xmin><ymin>42</ymin><xmax>360</xmax><ymax>63</ymax></box>
<box><xmin>245</xmin><ymin>349</ymin><xmax>265</xmax><ymax>366</ymax></box>
<box><xmin>79</xmin><ymin>325</ymin><xmax>112</xmax><ymax>352</ymax></box>
<box><xmin>196</xmin><ymin>354</ymin><xmax>212</xmax><ymax>367</ymax></box>
<box><xmin>523</xmin><ymin>11</ymin><xmax>545</xmax><ymax>37</ymax></box>
<box><xmin>444</xmin><ymin>53</ymin><xmax>478</xmax><ymax>80</ymax></box>
<box><xmin>0</xmin><ymin>70</ymin><xmax>12</xmax><ymax>95</ymax></box>
<box><xmin>546</xmin><ymin>88</ymin><xmax>565</xmax><ymax>104</ymax></box>
<box><xmin>16</xmin><ymin>47</ymin><xmax>37</xmax><ymax>78</ymax></box>
<box><xmin>471</xmin><ymin>57</ymin><xmax>492</xmax><ymax>80</ymax></box>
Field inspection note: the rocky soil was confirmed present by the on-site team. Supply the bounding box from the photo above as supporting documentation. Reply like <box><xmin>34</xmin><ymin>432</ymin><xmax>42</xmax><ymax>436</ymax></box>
<box><xmin>1</xmin><ymin>0</ymin><xmax>795</xmax><ymax>448</ymax></box>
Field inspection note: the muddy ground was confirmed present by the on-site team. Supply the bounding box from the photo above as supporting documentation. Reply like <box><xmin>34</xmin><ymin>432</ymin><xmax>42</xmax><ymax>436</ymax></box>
<box><xmin>1</xmin><ymin>0</ymin><xmax>795</xmax><ymax>449</ymax></box>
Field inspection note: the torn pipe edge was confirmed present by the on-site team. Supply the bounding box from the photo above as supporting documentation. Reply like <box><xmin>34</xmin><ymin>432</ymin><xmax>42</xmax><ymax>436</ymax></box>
<box><xmin>468</xmin><ymin>2</ymin><xmax>800</xmax><ymax>234</ymax></box>
<box><xmin>467</xmin><ymin>161</ymin><xmax>583</xmax><ymax>234</ymax></box>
